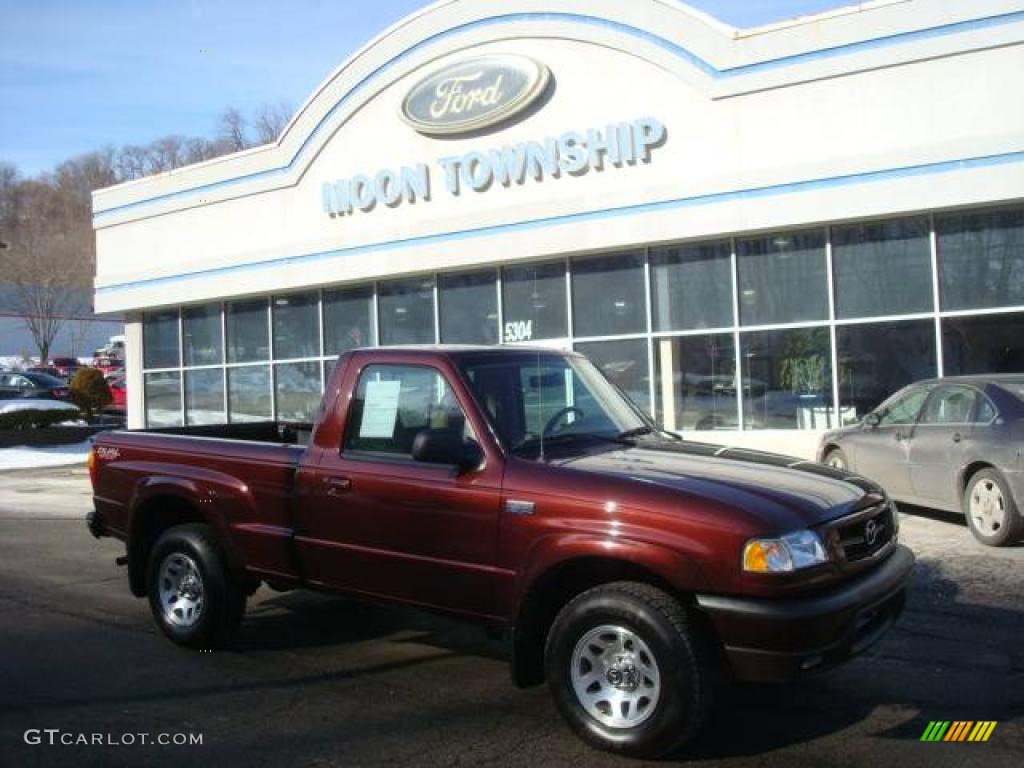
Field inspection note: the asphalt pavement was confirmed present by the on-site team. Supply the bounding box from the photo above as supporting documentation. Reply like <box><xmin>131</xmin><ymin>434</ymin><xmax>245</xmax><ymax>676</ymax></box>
<box><xmin>0</xmin><ymin>466</ymin><xmax>1021</xmax><ymax>767</ymax></box>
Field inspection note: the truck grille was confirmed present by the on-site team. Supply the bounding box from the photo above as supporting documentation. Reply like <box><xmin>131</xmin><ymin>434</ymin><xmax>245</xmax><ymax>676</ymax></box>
<box><xmin>835</xmin><ymin>503</ymin><xmax>894</xmax><ymax>562</ymax></box>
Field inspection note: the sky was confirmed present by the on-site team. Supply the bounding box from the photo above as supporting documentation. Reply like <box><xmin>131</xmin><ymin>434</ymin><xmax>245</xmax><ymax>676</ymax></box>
<box><xmin>1</xmin><ymin>0</ymin><xmax>848</xmax><ymax>177</ymax></box>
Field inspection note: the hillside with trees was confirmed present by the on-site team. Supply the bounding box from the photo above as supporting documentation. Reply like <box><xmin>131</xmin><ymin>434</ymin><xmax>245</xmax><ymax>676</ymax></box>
<box><xmin>0</xmin><ymin>103</ymin><xmax>292</xmax><ymax>362</ymax></box>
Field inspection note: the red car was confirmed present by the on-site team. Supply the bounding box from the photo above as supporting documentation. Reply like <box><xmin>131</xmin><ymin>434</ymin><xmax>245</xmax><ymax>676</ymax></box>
<box><xmin>87</xmin><ymin>347</ymin><xmax>913</xmax><ymax>758</ymax></box>
<box><xmin>106</xmin><ymin>375</ymin><xmax>126</xmax><ymax>409</ymax></box>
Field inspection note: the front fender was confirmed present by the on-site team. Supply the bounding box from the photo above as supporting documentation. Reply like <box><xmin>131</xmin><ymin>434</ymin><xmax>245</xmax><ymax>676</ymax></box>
<box><xmin>512</xmin><ymin>532</ymin><xmax>712</xmax><ymax>612</ymax></box>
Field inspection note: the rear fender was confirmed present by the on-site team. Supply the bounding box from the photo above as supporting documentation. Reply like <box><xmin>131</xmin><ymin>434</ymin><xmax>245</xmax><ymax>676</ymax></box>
<box><xmin>126</xmin><ymin>466</ymin><xmax>257</xmax><ymax>590</ymax></box>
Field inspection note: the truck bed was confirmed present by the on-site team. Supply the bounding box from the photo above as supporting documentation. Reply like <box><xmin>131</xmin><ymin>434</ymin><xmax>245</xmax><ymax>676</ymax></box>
<box><xmin>90</xmin><ymin>421</ymin><xmax>310</xmax><ymax>585</ymax></box>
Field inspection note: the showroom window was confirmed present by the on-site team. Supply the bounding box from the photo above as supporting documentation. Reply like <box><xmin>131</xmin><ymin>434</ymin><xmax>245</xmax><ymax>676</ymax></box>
<box><xmin>185</xmin><ymin>369</ymin><xmax>225</xmax><ymax>425</ymax></box>
<box><xmin>937</xmin><ymin>207</ymin><xmax>1024</xmax><ymax>311</ymax></box>
<box><xmin>832</xmin><ymin>217</ymin><xmax>933</xmax><ymax>319</ymax></box>
<box><xmin>379</xmin><ymin>277</ymin><xmax>436</xmax><ymax>345</ymax></box>
<box><xmin>650</xmin><ymin>240</ymin><xmax>733</xmax><ymax>331</ymax></box>
<box><xmin>182</xmin><ymin>304</ymin><xmax>222</xmax><ymax>367</ymax></box>
<box><xmin>737</xmin><ymin>230</ymin><xmax>828</xmax><ymax>326</ymax></box>
<box><xmin>439</xmin><ymin>270</ymin><xmax>499</xmax><ymax>345</ymax></box>
<box><xmin>654</xmin><ymin>334</ymin><xmax>736</xmax><ymax>430</ymax></box>
<box><xmin>324</xmin><ymin>286</ymin><xmax>376</xmax><ymax>355</ymax></box>
<box><xmin>227</xmin><ymin>366</ymin><xmax>272</xmax><ymax>423</ymax></box>
<box><xmin>143</xmin><ymin>310</ymin><xmax>180</xmax><ymax>369</ymax></box>
<box><xmin>502</xmin><ymin>261</ymin><xmax>567</xmax><ymax>341</ymax></box>
<box><xmin>144</xmin><ymin>371</ymin><xmax>182</xmax><ymax>427</ymax></box>
<box><xmin>942</xmin><ymin>312</ymin><xmax>1024</xmax><ymax>374</ymax></box>
<box><xmin>226</xmin><ymin>299</ymin><xmax>269</xmax><ymax>363</ymax></box>
<box><xmin>836</xmin><ymin>319</ymin><xmax>936</xmax><ymax>424</ymax></box>
<box><xmin>575</xmin><ymin>337</ymin><xmax>650</xmax><ymax>414</ymax></box>
<box><xmin>740</xmin><ymin>327</ymin><xmax>833</xmax><ymax>430</ymax></box>
<box><xmin>273</xmin><ymin>292</ymin><xmax>319</xmax><ymax>360</ymax></box>
<box><xmin>571</xmin><ymin>252</ymin><xmax>647</xmax><ymax>338</ymax></box>
<box><xmin>275</xmin><ymin>361</ymin><xmax>322</xmax><ymax>422</ymax></box>
<box><xmin>138</xmin><ymin>205</ymin><xmax>1024</xmax><ymax>433</ymax></box>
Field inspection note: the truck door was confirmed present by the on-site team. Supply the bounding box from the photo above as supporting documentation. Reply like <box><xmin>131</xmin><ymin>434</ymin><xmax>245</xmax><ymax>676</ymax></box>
<box><xmin>298</xmin><ymin>361</ymin><xmax>505</xmax><ymax>618</ymax></box>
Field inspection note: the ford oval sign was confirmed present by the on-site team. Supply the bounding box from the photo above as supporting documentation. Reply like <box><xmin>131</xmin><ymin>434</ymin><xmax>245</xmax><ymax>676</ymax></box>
<box><xmin>401</xmin><ymin>55</ymin><xmax>551</xmax><ymax>136</ymax></box>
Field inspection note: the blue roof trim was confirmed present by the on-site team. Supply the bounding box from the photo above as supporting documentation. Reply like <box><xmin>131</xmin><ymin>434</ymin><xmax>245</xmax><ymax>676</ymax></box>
<box><xmin>95</xmin><ymin>149</ymin><xmax>1024</xmax><ymax>296</ymax></box>
<box><xmin>93</xmin><ymin>9</ymin><xmax>1024</xmax><ymax>221</ymax></box>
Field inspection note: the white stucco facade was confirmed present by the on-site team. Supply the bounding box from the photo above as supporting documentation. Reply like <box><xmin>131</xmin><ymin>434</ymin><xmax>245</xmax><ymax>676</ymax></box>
<box><xmin>93</xmin><ymin>0</ymin><xmax>1024</xmax><ymax>456</ymax></box>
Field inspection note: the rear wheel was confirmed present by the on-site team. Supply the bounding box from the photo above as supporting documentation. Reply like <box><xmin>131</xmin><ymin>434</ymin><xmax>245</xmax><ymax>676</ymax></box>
<box><xmin>147</xmin><ymin>524</ymin><xmax>245</xmax><ymax>648</ymax></box>
<box><xmin>544</xmin><ymin>581</ymin><xmax>713</xmax><ymax>758</ymax></box>
<box><xmin>964</xmin><ymin>469</ymin><xmax>1022</xmax><ymax>547</ymax></box>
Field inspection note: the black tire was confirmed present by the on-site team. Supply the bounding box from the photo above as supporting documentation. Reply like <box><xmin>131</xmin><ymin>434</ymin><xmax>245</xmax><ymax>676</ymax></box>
<box><xmin>824</xmin><ymin>447</ymin><xmax>849</xmax><ymax>471</ymax></box>
<box><xmin>146</xmin><ymin>523</ymin><xmax>245</xmax><ymax>648</ymax></box>
<box><xmin>544</xmin><ymin>581</ymin><xmax>714</xmax><ymax>758</ymax></box>
<box><xmin>963</xmin><ymin>468</ymin><xmax>1023</xmax><ymax>547</ymax></box>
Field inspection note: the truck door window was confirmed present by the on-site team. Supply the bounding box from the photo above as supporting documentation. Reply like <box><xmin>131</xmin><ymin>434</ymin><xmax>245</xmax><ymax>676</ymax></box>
<box><xmin>343</xmin><ymin>365</ymin><xmax>475</xmax><ymax>458</ymax></box>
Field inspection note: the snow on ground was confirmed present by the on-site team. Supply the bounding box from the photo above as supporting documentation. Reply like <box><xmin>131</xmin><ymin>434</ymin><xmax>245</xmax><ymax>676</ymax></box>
<box><xmin>0</xmin><ymin>399</ymin><xmax>79</xmax><ymax>415</ymax></box>
<box><xmin>0</xmin><ymin>440</ymin><xmax>92</xmax><ymax>471</ymax></box>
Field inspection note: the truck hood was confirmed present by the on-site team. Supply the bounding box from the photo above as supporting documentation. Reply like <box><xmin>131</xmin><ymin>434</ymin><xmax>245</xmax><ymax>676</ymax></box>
<box><xmin>553</xmin><ymin>440</ymin><xmax>883</xmax><ymax>531</ymax></box>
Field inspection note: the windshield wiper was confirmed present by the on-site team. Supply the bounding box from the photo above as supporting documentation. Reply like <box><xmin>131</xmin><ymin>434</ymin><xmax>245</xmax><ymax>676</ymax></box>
<box><xmin>617</xmin><ymin>426</ymin><xmax>655</xmax><ymax>440</ymax></box>
<box><xmin>617</xmin><ymin>425</ymin><xmax>682</xmax><ymax>442</ymax></box>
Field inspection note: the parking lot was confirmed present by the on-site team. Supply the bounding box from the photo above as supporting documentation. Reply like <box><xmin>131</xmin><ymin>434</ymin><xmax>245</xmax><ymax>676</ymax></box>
<box><xmin>0</xmin><ymin>466</ymin><xmax>1021</xmax><ymax>767</ymax></box>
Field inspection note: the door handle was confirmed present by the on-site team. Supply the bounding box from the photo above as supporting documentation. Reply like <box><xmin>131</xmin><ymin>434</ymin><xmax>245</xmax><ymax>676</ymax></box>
<box><xmin>325</xmin><ymin>477</ymin><xmax>352</xmax><ymax>496</ymax></box>
<box><xmin>894</xmin><ymin>431</ymin><xmax>906</xmax><ymax>442</ymax></box>
<box><xmin>952</xmin><ymin>432</ymin><xmax>963</xmax><ymax>443</ymax></box>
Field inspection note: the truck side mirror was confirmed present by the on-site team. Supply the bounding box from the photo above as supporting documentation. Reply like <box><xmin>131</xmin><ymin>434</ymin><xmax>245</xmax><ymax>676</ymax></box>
<box><xmin>412</xmin><ymin>429</ymin><xmax>484</xmax><ymax>472</ymax></box>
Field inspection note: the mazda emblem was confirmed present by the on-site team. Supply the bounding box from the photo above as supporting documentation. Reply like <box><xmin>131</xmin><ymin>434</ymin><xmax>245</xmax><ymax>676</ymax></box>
<box><xmin>864</xmin><ymin>519</ymin><xmax>881</xmax><ymax>547</ymax></box>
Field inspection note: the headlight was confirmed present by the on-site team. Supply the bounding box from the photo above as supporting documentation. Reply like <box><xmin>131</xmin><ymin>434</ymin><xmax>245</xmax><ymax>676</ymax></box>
<box><xmin>743</xmin><ymin>530</ymin><xmax>828</xmax><ymax>573</ymax></box>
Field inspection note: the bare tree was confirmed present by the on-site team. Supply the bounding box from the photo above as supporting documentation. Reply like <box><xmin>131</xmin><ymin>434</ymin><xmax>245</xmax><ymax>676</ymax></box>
<box><xmin>252</xmin><ymin>101</ymin><xmax>293</xmax><ymax>145</ymax></box>
<box><xmin>115</xmin><ymin>144</ymin><xmax>150</xmax><ymax>181</ymax></box>
<box><xmin>0</xmin><ymin>162</ymin><xmax>19</xmax><ymax>231</ymax></box>
<box><xmin>218</xmin><ymin>107</ymin><xmax>249</xmax><ymax>152</ymax></box>
<box><xmin>0</xmin><ymin>179</ymin><xmax>92</xmax><ymax>363</ymax></box>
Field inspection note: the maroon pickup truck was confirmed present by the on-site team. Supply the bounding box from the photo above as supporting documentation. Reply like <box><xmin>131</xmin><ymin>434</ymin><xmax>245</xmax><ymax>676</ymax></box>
<box><xmin>87</xmin><ymin>346</ymin><xmax>913</xmax><ymax>757</ymax></box>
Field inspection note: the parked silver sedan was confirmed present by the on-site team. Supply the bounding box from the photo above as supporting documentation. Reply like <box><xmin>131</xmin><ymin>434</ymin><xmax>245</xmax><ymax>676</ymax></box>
<box><xmin>818</xmin><ymin>375</ymin><xmax>1024</xmax><ymax>546</ymax></box>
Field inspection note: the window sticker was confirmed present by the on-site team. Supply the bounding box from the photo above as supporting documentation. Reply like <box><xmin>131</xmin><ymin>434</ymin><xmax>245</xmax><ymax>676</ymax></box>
<box><xmin>359</xmin><ymin>380</ymin><xmax>402</xmax><ymax>438</ymax></box>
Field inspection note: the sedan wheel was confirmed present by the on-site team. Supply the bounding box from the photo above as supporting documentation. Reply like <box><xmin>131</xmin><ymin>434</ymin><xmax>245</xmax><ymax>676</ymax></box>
<box><xmin>964</xmin><ymin>469</ymin><xmax>1022</xmax><ymax>547</ymax></box>
<box><xmin>825</xmin><ymin>448</ymin><xmax>848</xmax><ymax>471</ymax></box>
<box><xmin>969</xmin><ymin>479</ymin><xmax>1005</xmax><ymax>535</ymax></box>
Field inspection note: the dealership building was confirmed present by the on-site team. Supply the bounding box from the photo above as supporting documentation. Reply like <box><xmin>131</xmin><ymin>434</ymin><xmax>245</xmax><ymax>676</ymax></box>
<box><xmin>92</xmin><ymin>0</ymin><xmax>1024</xmax><ymax>457</ymax></box>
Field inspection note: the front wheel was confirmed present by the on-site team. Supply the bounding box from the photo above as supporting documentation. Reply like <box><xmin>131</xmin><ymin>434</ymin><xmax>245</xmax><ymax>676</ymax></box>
<box><xmin>964</xmin><ymin>469</ymin><xmax>1022</xmax><ymax>546</ymax></box>
<box><xmin>824</xmin><ymin>447</ymin><xmax>849</xmax><ymax>471</ymax></box>
<box><xmin>147</xmin><ymin>523</ymin><xmax>246</xmax><ymax>648</ymax></box>
<box><xmin>544</xmin><ymin>582</ymin><xmax>713</xmax><ymax>758</ymax></box>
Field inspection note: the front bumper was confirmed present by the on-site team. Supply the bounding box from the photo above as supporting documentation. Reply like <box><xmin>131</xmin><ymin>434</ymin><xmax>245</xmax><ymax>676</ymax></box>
<box><xmin>695</xmin><ymin>544</ymin><xmax>914</xmax><ymax>682</ymax></box>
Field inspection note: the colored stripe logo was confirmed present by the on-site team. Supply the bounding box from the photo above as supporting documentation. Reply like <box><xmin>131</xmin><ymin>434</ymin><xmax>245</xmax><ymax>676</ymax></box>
<box><xmin>921</xmin><ymin>721</ymin><xmax>997</xmax><ymax>742</ymax></box>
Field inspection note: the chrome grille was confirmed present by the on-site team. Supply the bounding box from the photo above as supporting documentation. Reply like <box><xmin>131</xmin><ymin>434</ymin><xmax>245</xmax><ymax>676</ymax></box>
<box><xmin>835</xmin><ymin>503</ymin><xmax>894</xmax><ymax>562</ymax></box>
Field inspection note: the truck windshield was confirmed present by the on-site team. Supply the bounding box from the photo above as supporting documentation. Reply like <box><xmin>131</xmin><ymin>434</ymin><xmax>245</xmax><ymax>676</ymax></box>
<box><xmin>459</xmin><ymin>352</ymin><xmax>651</xmax><ymax>456</ymax></box>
